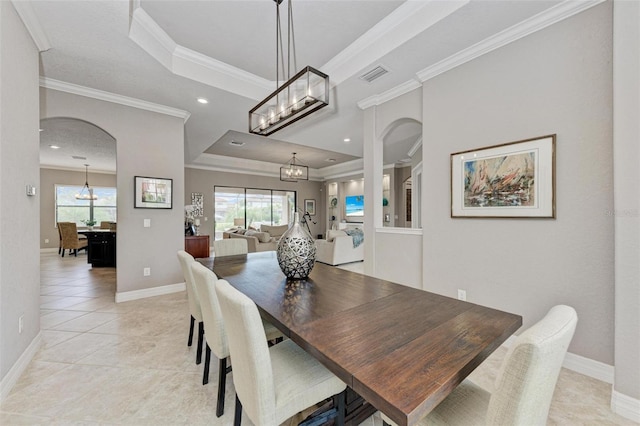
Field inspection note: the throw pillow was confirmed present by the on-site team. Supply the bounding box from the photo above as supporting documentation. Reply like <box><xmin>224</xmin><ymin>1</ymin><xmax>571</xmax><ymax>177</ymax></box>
<box><xmin>261</xmin><ymin>224</ymin><xmax>288</xmax><ymax>238</ymax></box>
<box><xmin>256</xmin><ymin>232</ymin><xmax>271</xmax><ymax>243</ymax></box>
<box><xmin>236</xmin><ymin>229</ymin><xmax>247</xmax><ymax>235</ymax></box>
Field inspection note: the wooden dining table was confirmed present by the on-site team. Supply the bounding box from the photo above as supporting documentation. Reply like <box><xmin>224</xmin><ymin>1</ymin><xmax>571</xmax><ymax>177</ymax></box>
<box><xmin>198</xmin><ymin>251</ymin><xmax>522</xmax><ymax>426</ymax></box>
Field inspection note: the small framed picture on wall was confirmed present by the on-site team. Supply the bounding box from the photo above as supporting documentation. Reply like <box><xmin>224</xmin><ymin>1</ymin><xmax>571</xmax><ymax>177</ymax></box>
<box><xmin>304</xmin><ymin>199</ymin><xmax>316</xmax><ymax>216</ymax></box>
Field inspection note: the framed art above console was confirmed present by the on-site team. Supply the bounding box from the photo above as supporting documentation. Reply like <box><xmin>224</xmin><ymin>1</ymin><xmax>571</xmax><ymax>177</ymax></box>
<box><xmin>451</xmin><ymin>134</ymin><xmax>555</xmax><ymax>218</ymax></box>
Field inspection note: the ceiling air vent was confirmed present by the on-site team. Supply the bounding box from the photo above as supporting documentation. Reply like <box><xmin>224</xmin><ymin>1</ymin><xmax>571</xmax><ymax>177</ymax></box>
<box><xmin>229</xmin><ymin>140</ymin><xmax>245</xmax><ymax>147</ymax></box>
<box><xmin>72</xmin><ymin>155</ymin><xmax>87</xmax><ymax>160</ymax></box>
<box><xmin>359</xmin><ymin>65</ymin><xmax>389</xmax><ymax>83</ymax></box>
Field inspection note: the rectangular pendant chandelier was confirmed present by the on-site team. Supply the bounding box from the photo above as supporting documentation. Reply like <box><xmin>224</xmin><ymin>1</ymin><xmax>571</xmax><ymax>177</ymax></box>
<box><xmin>280</xmin><ymin>152</ymin><xmax>308</xmax><ymax>182</ymax></box>
<box><xmin>249</xmin><ymin>66</ymin><xmax>329</xmax><ymax>136</ymax></box>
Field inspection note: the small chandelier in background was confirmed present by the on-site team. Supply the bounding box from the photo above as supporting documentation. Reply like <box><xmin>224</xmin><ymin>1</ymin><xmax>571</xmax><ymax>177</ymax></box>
<box><xmin>280</xmin><ymin>152</ymin><xmax>308</xmax><ymax>182</ymax></box>
<box><xmin>75</xmin><ymin>164</ymin><xmax>97</xmax><ymax>200</ymax></box>
<box><xmin>249</xmin><ymin>0</ymin><xmax>329</xmax><ymax>136</ymax></box>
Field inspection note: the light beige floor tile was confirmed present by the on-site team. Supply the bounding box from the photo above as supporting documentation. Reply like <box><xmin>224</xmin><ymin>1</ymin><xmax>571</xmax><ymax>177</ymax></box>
<box><xmin>6</xmin><ymin>360</ymin><xmax>72</xmax><ymax>395</ymax></box>
<box><xmin>63</xmin><ymin>295</ymin><xmax>116</xmax><ymax>312</ymax></box>
<box><xmin>41</xmin><ymin>329</ymin><xmax>82</xmax><ymax>349</ymax></box>
<box><xmin>40</xmin><ymin>296</ymin><xmax>94</xmax><ymax>310</ymax></box>
<box><xmin>34</xmin><ymin>332</ymin><xmax>119</xmax><ymax>364</ymax></box>
<box><xmin>51</xmin><ymin>312</ymin><xmax>118</xmax><ymax>332</ymax></box>
<box><xmin>40</xmin><ymin>310</ymin><xmax>88</xmax><ymax>329</ymax></box>
<box><xmin>0</xmin><ymin>412</ymin><xmax>52</xmax><ymax>425</ymax></box>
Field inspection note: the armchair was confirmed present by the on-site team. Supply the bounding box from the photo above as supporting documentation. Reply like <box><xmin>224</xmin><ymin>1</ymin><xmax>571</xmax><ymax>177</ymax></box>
<box><xmin>315</xmin><ymin>229</ymin><xmax>364</xmax><ymax>266</ymax></box>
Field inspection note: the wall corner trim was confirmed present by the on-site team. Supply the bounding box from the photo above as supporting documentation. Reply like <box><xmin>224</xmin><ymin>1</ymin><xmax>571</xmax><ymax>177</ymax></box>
<box><xmin>0</xmin><ymin>332</ymin><xmax>42</xmax><ymax>402</ymax></box>
<box><xmin>611</xmin><ymin>390</ymin><xmax>640</xmax><ymax>423</ymax></box>
<box><xmin>115</xmin><ymin>282</ymin><xmax>185</xmax><ymax>303</ymax></box>
<box><xmin>39</xmin><ymin>77</ymin><xmax>191</xmax><ymax>123</ymax></box>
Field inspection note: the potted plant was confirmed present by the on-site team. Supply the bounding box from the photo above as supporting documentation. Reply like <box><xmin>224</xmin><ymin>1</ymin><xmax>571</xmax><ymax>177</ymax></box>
<box><xmin>83</xmin><ymin>219</ymin><xmax>97</xmax><ymax>230</ymax></box>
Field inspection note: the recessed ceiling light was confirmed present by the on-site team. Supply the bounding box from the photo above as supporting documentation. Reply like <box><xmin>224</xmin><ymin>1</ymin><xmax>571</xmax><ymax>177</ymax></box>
<box><xmin>343</xmin><ymin>138</ymin><xmax>351</xmax><ymax>143</ymax></box>
<box><xmin>39</xmin><ymin>128</ymin><xmax>44</xmax><ymax>132</ymax></box>
<box><xmin>325</xmin><ymin>158</ymin><xmax>336</xmax><ymax>163</ymax></box>
<box><xmin>229</xmin><ymin>140</ymin><xmax>245</xmax><ymax>147</ymax></box>
<box><xmin>49</xmin><ymin>145</ymin><xmax>60</xmax><ymax>149</ymax></box>
<box><xmin>197</xmin><ymin>97</ymin><xmax>209</xmax><ymax>104</ymax></box>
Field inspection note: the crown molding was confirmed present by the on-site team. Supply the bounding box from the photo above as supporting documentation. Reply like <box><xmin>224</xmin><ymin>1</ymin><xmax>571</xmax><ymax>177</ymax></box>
<box><xmin>357</xmin><ymin>79</ymin><xmax>421</xmax><ymax>110</ymax></box>
<box><xmin>40</xmin><ymin>77</ymin><xmax>191</xmax><ymax>122</ymax></box>
<box><xmin>357</xmin><ymin>0</ymin><xmax>605</xmax><ymax>110</ymax></box>
<box><xmin>173</xmin><ymin>46</ymin><xmax>272</xmax><ymax>99</ymax></box>
<box><xmin>323</xmin><ymin>0</ymin><xmax>469</xmax><ymax>86</ymax></box>
<box><xmin>128</xmin><ymin>1</ymin><xmax>466</xmax><ymax>99</ymax></box>
<box><xmin>190</xmin><ymin>154</ymin><xmax>363</xmax><ymax>182</ymax></box>
<box><xmin>40</xmin><ymin>164</ymin><xmax>116</xmax><ymax>175</ymax></box>
<box><xmin>407</xmin><ymin>137</ymin><xmax>422</xmax><ymax>158</ymax></box>
<box><xmin>11</xmin><ymin>0</ymin><xmax>51</xmax><ymax>52</ymax></box>
<box><xmin>129</xmin><ymin>6</ymin><xmax>272</xmax><ymax>101</ymax></box>
<box><xmin>319</xmin><ymin>158</ymin><xmax>365</xmax><ymax>181</ymax></box>
<box><xmin>416</xmin><ymin>0</ymin><xmax>606</xmax><ymax>82</ymax></box>
<box><xmin>128</xmin><ymin>5</ymin><xmax>176</xmax><ymax>70</ymax></box>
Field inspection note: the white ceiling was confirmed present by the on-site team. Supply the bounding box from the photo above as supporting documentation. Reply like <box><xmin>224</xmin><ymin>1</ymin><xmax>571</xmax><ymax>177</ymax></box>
<box><xmin>26</xmin><ymin>0</ymin><xmax>592</xmax><ymax>176</ymax></box>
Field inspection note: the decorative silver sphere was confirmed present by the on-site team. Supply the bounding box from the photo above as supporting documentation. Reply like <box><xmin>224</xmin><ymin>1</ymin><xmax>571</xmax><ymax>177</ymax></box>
<box><xmin>276</xmin><ymin>212</ymin><xmax>316</xmax><ymax>279</ymax></box>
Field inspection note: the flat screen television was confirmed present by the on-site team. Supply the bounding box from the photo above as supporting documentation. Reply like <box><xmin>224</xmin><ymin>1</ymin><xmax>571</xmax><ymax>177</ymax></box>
<box><xmin>345</xmin><ymin>195</ymin><xmax>364</xmax><ymax>217</ymax></box>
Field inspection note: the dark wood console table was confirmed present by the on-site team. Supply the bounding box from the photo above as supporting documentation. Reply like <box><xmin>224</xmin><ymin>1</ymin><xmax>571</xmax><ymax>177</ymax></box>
<box><xmin>185</xmin><ymin>235</ymin><xmax>210</xmax><ymax>259</ymax></box>
<box><xmin>78</xmin><ymin>230</ymin><xmax>116</xmax><ymax>267</ymax></box>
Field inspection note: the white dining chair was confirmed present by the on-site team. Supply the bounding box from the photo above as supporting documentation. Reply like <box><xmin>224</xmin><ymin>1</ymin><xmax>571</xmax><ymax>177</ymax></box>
<box><xmin>176</xmin><ymin>250</ymin><xmax>204</xmax><ymax>365</ymax></box>
<box><xmin>213</xmin><ymin>238</ymin><xmax>248</xmax><ymax>257</ymax></box>
<box><xmin>190</xmin><ymin>262</ymin><xmax>284</xmax><ymax>417</ymax></box>
<box><xmin>382</xmin><ymin>305</ymin><xmax>578</xmax><ymax>426</ymax></box>
<box><xmin>215</xmin><ymin>278</ymin><xmax>348</xmax><ymax>426</ymax></box>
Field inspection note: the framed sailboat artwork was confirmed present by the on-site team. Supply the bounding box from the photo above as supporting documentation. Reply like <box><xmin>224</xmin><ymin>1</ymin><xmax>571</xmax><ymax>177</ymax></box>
<box><xmin>451</xmin><ymin>135</ymin><xmax>555</xmax><ymax>218</ymax></box>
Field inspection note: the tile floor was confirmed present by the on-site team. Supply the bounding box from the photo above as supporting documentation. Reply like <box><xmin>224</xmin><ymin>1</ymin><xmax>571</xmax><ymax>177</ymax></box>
<box><xmin>0</xmin><ymin>253</ymin><xmax>636</xmax><ymax>425</ymax></box>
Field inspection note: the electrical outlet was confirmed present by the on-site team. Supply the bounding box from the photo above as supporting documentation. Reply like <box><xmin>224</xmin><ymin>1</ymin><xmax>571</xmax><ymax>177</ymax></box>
<box><xmin>19</xmin><ymin>315</ymin><xmax>24</xmax><ymax>334</ymax></box>
<box><xmin>457</xmin><ymin>289</ymin><xmax>467</xmax><ymax>301</ymax></box>
<box><xmin>45</xmin><ymin>238</ymin><xmax>49</xmax><ymax>244</ymax></box>
<box><xmin>143</xmin><ymin>267</ymin><xmax>151</xmax><ymax>276</ymax></box>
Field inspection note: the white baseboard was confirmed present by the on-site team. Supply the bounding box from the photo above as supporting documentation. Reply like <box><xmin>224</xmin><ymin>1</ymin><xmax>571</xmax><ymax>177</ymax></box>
<box><xmin>563</xmin><ymin>351</ymin><xmax>614</xmax><ymax>383</ymax></box>
<box><xmin>612</xmin><ymin>390</ymin><xmax>640</xmax><ymax>423</ymax></box>
<box><xmin>115</xmin><ymin>282</ymin><xmax>185</xmax><ymax>303</ymax></box>
<box><xmin>0</xmin><ymin>332</ymin><xmax>42</xmax><ymax>402</ymax></box>
<box><xmin>502</xmin><ymin>336</ymin><xmax>614</xmax><ymax>383</ymax></box>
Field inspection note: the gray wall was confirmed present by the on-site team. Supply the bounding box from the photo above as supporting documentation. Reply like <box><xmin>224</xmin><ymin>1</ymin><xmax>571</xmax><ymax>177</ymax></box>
<box><xmin>39</xmin><ymin>168</ymin><xmax>117</xmax><ymax>249</ymax></box>
<box><xmin>41</xmin><ymin>89</ymin><xmax>185</xmax><ymax>295</ymax></box>
<box><xmin>185</xmin><ymin>167</ymin><xmax>325</xmax><ymax>239</ymax></box>
<box><xmin>422</xmin><ymin>3</ymin><xmax>614</xmax><ymax>364</ymax></box>
<box><xmin>0</xmin><ymin>1</ymin><xmax>41</xmax><ymax>383</ymax></box>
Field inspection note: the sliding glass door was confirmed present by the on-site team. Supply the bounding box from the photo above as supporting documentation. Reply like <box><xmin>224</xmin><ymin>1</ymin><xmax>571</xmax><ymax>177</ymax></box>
<box><xmin>214</xmin><ymin>186</ymin><xmax>296</xmax><ymax>239</ymax></box>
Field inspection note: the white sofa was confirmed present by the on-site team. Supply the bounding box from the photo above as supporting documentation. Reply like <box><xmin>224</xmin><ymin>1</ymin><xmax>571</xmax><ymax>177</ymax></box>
<box><xmin>222</xmin><ymin>224</ymin><xmax>288</xmax><ymax>253</ymax></box>
<box><xmin>315</xmin><ymin>229</ymin><xmax>364</xmax><ymax>266</ymax></box>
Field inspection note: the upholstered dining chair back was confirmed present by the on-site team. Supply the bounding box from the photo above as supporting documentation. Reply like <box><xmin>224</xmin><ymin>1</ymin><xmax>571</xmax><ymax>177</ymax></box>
<box><xmin>177</xmin><ymin>251</ymin><xmax>205</xmax><ymax>366</ymax></box>
<box><xmin>190</xmin><ymin>262</ymin><xmax>228</xmax><ymax>359</ymax></box>
<box><xmin>177</xmin><ymin>250</ymin><xmax>203</xmax><ymax>324</ymax></box>
<box><xmin>486</xmin><ymin>305</ymin><xmax>577</xmax><ymax>425</ymax></box>
<box><xmin>57</xmin><ymin>222</ymin><xmax>69</xmax><ymax>254</ymax></box>
<box><xmin>214</xmin><ymin>238</ymin><xmax>248</xmax><ymax>257</ymax></box>
<box><xmin>59</xmin><ymin>222</ymin><xmax>88</xmax><ymax>256</ymax></box>
<box><xmin>215</xmin><ymin>279</ymin><xmax>277</xmax><ymax>425</ymax></box>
